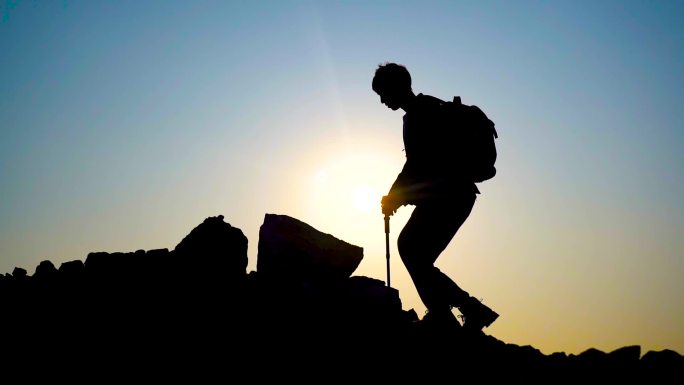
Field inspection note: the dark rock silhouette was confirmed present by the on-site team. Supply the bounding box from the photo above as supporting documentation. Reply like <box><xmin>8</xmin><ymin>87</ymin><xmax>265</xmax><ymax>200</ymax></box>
<box><xmin>12</xmin><ymin>266</ymin><xmax>27</xmax><ymax>278</ymax></box>
<box><xmin>33</xmin><ymin>260</ymin><xmax>57</xmax><ymax>279</ymax></box>
<box><xmin>257</xmin><ymin>213</ymin><xmax>363</xmax><ymax>281</ymax></box>
<box><xmin>174</xmin><ymin>214</ymin><xmax>248</xmax><ymax>279</ymax></box>
<box><xmin>58</xmin><ymin>259</ymin><xmax>84</xmax><ymax>275</ymax></box>
<box><xmin>0</xmin><ymin>213</ymin><xmax>681</xmax><ymax>381</ymax></box>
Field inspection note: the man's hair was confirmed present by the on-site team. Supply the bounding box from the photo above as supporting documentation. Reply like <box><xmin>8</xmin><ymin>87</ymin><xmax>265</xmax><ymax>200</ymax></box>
<box><xmin>372</xmin><ymin>62</ymin><xmax>412</xmax><ymax>93</ymax></box>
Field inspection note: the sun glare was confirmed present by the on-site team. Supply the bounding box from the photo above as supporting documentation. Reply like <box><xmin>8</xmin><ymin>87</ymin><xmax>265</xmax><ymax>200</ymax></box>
<box><xmin>306</xmin><ymin>146</ymin><xmax>400</xmax><ymax>228</ymax></box>
<box><xmin>352</xmin><ymin>185</ymin><xmax>379</xmax><ymax>213</ymax></box>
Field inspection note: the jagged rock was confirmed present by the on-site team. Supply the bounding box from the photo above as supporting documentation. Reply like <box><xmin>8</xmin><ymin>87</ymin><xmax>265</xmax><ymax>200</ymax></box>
<box><xmin>174</xmin><ymin>215</ymin><xmax>248</xmax><ymax>278</ymax></box>
<box><xmin>12</xmin><ymin>267</ymin><xmax>27</xmax><ymax>278</ymax></box>
<box><xmin>640</xmin><ymin>349</ymin><xmax>684</xmax><ymax>377</ymax></box>
<box><xmin>549</xmin><ymin>351</ymin><xmax>568</xmax><ymax>360</ymax></box>
<box><xmin>641</xmin><ymin>348</ymin><xmax>683</xmax><ymax>364</ymax></box>
<box><xmin>84</xmin><ymin>252</ymin><xmax>134</xmax><ymax>288</ymax></box>
<box><xmin>257</xmin><ymin>213</ymin><xmax>363</xmax><ymax>281</ymax></box>
<box><xmin>57</xmin><ymin>260</ymin><xmax>86</xmax><ymax>292</ymax></box>
<box><xmin>608</xmin><ymin>345</ymin><xmax>640</xmax><ymax>364</ymax></box>
<box><xmin>547</xmin><ymin>351</ymin><xmax>570</xmax><ymax>371</ymax></box>
<box><xmin>334</xmin><ymin>276</ymin><xmax>404</xmax><ymax>330</ymax></box>
<box><xmin>34</xmin><ymin>260</ymin><xmax>57</xmax><ymax>279</ymax></box>
<box><xmin>58</xmin><ymin>260</ymin><xmax>85</xmax><ymax>276</ymax></box>
<box><xmin>518</xmin><ymin>344</ymin><xmax>545</xmax><ymax>361</ymax></box>
<box><xmin>343</xmin><ymin>276</ymin><xmax>401</xmax><ymax>312</ymax></box>
<box><xmin>146</xmin><ymin>248</ymin><xmax>170</xmax><ymax>259</ymax></box>
<box><xmin>84</xmin><ymin>251</ymin><xmax>113</xmax><ymax>275</ymax></box>
<box><xmin>577</xmin><ymin>347</ymin><xmax>607</xmax><ymax>361</ymax></box>
<box><xmin>2</xmin><ymin>214</ymin><xmax>682</xmax><ymax>380</ymax></box>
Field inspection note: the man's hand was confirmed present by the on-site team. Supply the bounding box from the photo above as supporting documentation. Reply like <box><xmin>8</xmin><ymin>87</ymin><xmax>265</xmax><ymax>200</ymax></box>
<box><xmin>381</xmin><ymin>194</ymin><xmax>401</xmax><ymax>216</ymax></box>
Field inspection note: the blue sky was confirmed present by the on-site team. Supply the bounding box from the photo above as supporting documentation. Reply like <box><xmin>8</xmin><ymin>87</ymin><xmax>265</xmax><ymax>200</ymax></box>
<box><xmin>1</xmin><ymin>0</ymin><xmax>682</xmax><ymax>355</ymax></box>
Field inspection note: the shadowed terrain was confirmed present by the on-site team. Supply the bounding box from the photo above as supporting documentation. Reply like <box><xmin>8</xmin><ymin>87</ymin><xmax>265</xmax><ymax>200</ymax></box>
<box><xmin>1</xmin><ymin>214</ymin><xmax>681</xmax><ymax>381</ymax></box>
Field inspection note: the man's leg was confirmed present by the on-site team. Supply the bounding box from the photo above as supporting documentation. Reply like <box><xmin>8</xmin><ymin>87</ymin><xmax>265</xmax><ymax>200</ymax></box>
<box><xmin>397</xmin><ymin>194</ymin><xmax>476</xmax><ymax>313</ymax></box>
<box><xmin>398</xmin><ymin>194</ymin><xmax>499</xmax><ymax>330</ymax></box>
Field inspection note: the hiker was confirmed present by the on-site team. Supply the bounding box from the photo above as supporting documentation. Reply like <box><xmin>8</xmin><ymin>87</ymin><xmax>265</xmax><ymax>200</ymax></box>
<box><xmin>373</xmin><ymin>62</ymin><xmax>498</xmax><ymax>330</ymax></box>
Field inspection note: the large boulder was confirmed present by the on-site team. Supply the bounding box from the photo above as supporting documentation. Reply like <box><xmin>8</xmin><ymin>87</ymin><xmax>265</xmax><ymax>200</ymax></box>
<box><xmin>34</xmin><ymin>260</ymin><xmax>57</xmax><ymax>280</ymax></box>
<box><xmin>12</xmin><ymin>267</ymin><xmax>27</xmax><ymax>279</ymax></box>
<box><xmin>58</xmin><ymin>260</ymin><xmax>85</xmax><ymax>276</ymax></box>
<box><xmin>257</xmin><ymin>213</ymin><xmax>363</xmax><ymax>281</ymax></box>
<box><xmin>174</xmin><ymin>215</ymin><xmax>248</xmax><ymax>278</ymax></box>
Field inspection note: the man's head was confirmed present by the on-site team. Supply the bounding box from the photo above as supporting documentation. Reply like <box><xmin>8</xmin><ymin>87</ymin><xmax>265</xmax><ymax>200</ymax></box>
<box><xmin>372</xmin><ymin>62</ymin><xmax>414</xmax><ymax>111</ymax></box>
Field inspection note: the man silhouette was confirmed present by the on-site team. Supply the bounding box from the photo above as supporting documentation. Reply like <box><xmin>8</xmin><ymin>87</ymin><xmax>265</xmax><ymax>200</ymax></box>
<box><xmin>374</xmin><ymin>62</ymin><xmax>498</xmax><ymax>330</ymax></box>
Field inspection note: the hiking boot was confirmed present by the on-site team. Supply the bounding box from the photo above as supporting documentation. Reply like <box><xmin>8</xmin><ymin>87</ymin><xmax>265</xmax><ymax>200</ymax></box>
<box><xmin>457</xmin><ymin>296</ymin><xmax>499</xmax><ymax>331</ymax></box>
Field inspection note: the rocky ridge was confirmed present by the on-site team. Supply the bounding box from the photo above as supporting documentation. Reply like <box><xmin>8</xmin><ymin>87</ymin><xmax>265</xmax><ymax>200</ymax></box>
<box><xmin>1</xmin><ymin>214</ymin><xmax>681</xmax><ymax>381</ymax></box>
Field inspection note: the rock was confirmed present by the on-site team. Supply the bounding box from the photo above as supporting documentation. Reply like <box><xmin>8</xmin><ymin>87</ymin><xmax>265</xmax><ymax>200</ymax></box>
<box><xmin>34</xmin><ymin>260</ymin><xmax>58</xmax><ymax>279</ymax></box>
<box><xmin>174</xmin><ymin>215</ymin><xmax>248</xmax><ymax>278</ymax></box>
<box><xmin>146</xmin><ymin>248</ymin><xmax>170</xmax><ymax>260</ymax></box>
<box><xmin>577</xmin><ymin>347</ymin><xmax>607</xmax><ymax>361</ymax></box>
<box><xmin>12</xmin><ymin>267</ymin><xmax>27</xmax><ymax>278</ymax></box>
<box><xmin>608</xmin><ymin>345</ymin><xmax>640</xmax><ymax>364</ymax></box>
<box><xmin>58</xmin><ymin>260</ymin><xmax>86</xmax><ymax>293</ymax></box>
<box><xmin>2</xmin><ymin>213</ymin><xmax>682</xmax><ymax>380</ymax></box>
<box><xmin>640</xmin><ymin>349</ymin><xmax>684</xmax><ymax>377</ymax></box>
<box><xmin>257</xmin><ymin>213</ymin><xmax>363</xmax><ymax>281</ymax></box>
<box><xmin>337</xmin><ymin>276</ymin><xmax>403</xmax><ymax>329</ymax></box>
<box><xmin>84</xmin><ymin>251</ymin><xmax>113</xmax><ymax>275</ymax></box>
<box><xmin>58</xmin><ymin>260</ymin><xmax>85</xmax><ymax>276</ymax></box>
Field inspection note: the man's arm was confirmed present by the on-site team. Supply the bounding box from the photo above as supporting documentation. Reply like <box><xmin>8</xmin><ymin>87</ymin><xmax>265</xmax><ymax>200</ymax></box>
<box><xmin>382</xmin><ymin>162</ymin><xmax>411</xmax><ymax>216</ymax></box>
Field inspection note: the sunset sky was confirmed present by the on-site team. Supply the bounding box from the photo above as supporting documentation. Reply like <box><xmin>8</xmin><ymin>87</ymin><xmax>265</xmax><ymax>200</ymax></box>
<box><xmin>1</xmin><ymin>1</ymin><xmax>682</xmax><ymax>355</ymax></box>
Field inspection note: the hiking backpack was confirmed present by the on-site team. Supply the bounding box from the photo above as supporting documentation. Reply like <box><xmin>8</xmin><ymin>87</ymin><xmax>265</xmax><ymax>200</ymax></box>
<box><xmin>439</xmin><ymin>96</ymin><xmax>498</xmax><ymax>183</ymax></box>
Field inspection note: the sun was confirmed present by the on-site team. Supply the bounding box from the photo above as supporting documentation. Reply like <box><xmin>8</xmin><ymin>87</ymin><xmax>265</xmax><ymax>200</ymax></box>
<box><xmin>352</xmin><ymin>185</ymin><xmax>379</xmax><ymax>213</ymax></box>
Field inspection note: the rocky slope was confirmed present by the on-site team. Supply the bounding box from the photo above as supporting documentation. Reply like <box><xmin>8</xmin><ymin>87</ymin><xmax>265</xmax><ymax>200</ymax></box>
<box><xmin>1</xmin><ymin>214</ymin><xmax>681</xmax><ymax>381</ymax></box>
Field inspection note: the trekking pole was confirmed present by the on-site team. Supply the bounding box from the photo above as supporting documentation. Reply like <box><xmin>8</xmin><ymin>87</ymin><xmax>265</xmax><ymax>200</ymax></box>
<box><xmin>384</xmin><ymin>214</ymin><xmax>391</xmax><ymax>287</ymax></box>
